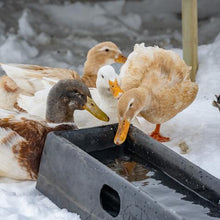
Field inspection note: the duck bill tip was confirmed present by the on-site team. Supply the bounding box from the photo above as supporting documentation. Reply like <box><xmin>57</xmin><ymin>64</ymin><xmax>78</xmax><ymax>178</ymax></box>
<box><xmin>84</xmin><ymin>96</ymin><xmax>109</xmax><ymax>122</ymax></box>
<box><xmin>109</xmin><ymin>79</ymin><xmax>123</xmax><ymax>99</ymax></box>
<box><xmin>114</xmin><ymin>119</ymin><xmax>130</xmax><ymax>145</ymax></box>
<box><xmin>114</xmin><ymin>54</ymin><xmax>127</xmax><ymax>64</ymax></box>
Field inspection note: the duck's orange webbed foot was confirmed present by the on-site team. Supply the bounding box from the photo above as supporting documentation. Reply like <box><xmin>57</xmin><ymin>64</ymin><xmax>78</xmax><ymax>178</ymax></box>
<box><xmin>150</xmin><ymin>124</ymin><xmax>170</xmax><ymax>142</ymax></box>
<box><xmin>150</xmin><ymin>132</ymin><xmax>170</xmax><ymax>142</ymax></box>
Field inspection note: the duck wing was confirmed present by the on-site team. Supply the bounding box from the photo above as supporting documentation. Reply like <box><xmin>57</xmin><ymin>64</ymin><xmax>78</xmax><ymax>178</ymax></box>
<box><xmin>0</xmin><ymin>63</ymin><xmax>80</xmax><ymax>94</ymax></box>
<box><xmin>17</xmin><ymin>87</ymin><xmax>51</xmax><ymax>119</ymax></box>
<box><xmin>141</xmin><ymin>80</ymin><xmax>198</xmax><ymax>124</ymax></box>
<box><xmin>0</xmin><ymin>126</ymin><xmax>31</xmax><ymax>180</ymax></box>
<box><xmin>0</xmin><ymin>109</ymin><xmax>49</xmax><ymax>180</ymax></box>
<box><xmin>120</xmin><ymin>45</ymin><xmax>191</xmax><ymax>91</ymax></box>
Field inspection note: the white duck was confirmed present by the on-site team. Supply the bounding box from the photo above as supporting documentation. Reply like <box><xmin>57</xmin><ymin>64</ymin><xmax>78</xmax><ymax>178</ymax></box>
<box><xmin>74</xmin><ymin>65</ymin><xmax>142</xmax><ymax>129</ymax></box>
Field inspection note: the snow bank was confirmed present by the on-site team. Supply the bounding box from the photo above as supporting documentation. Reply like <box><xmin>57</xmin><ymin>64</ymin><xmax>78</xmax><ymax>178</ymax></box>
<box><xmin>0</xmin><ymin>36</ymin><xmax>38</xmax><ymax>63</ymax></box>
<box><xmin>0</xmin><ymin>179</ymin><xmax>81</xmax><ymax>220</ymax></box>
<box><xmin>18</xmin><ymin>9</ymin><xmax>36</xmax><ymax>39</ymax></box>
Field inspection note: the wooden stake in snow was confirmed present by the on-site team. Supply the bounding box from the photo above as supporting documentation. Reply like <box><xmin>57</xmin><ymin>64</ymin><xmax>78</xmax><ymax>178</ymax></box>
<box><xmin>182</xmin><ymin>0</ymin><xmax>198</xmax><ymax>82</ymax></box>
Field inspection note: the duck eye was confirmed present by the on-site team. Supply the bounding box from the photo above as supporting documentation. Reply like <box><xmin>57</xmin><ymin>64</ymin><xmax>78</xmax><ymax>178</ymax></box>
<box><xmin>105</xmin><ymin>48</ymin><xmax>109</xmax><ymax>52</ymax></box>
<box><xmin>101</xmin><ymin>75</ymin><xmax>104</xmax><ymax>79</ymax></box>
<box><xmin>67</xmin><ymin>90</ymin><xmax>79</xmax><ymax>98</ymax></box>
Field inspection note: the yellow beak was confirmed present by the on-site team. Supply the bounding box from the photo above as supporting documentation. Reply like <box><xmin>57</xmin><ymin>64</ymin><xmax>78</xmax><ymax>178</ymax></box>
<box><xmin>83</xmin><ymin>96</ymin><xmax>109</xmax><ymax>122</ymax></box>
<box><xmin>109</xmin><ymin>79</ymin><xmax>124</xmax><ymax>99</ymax></box>
<box><xmin>114</xmin><ymin>118</ymin><xmax>130</xmax><ymax>145</ymax></box>
<box><xmin>114</xmin><ymin>54</ymin><xmax>127</xmax><ymax>63</ymax></box>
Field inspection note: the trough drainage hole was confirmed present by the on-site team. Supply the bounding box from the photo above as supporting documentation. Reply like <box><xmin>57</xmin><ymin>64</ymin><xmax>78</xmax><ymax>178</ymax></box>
<box><xmin>100</xmin><ymin>184</ymin><xmax>120</xmax><ymax>217</ymax></box>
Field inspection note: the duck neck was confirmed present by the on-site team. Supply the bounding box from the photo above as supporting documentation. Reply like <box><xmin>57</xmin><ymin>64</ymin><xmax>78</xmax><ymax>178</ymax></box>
<box><xmin>97</xmin><ymin>85</ymin><xmax>111</xmax><ymax>99</ymax></box>
<box><xmin>81</xmin><ymin>58</ymin><xmax>109</xmax><ymax>87</ymax></box>
<box><xmin>46</xmin><ymin>100</ymin><xmax>75</xmax><ymax>123</ymax></box>
<box><xmin>98</xmin><ymin>87</ymin><xmax>117</xmax><ymax>107</ymax></box>
<box><xmin>83</xmin><ymin>58</ymin><xmax>101</xmax><ymax>76</ymax></box>
<box><xmin>133</xmin><ymin>87</ymin><xmax>152</xmax><ymax>112</ymax></box>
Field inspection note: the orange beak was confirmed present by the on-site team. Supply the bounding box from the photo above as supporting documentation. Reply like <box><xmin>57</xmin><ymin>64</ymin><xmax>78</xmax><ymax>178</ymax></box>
<box><xmin>109</xmin><ymin>79</ymin><xmax>124</xmax><ymax>99</ymax></box>
<box><xmin>114</xmin><ymin>118</ymin><xmax>130</xmax><ymax>145</ymax></box>
<box><xmin>114</xmin><ymin>54</ymin><xmax>127</xmax><ymax>63</ymax></box>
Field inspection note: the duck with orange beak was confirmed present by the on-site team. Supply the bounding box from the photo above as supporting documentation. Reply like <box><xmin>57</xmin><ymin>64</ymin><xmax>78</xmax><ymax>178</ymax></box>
<box><xmin>110</xmin><ymin>43</ymin><xmax>198</xmax><ymax>145</ymax></box>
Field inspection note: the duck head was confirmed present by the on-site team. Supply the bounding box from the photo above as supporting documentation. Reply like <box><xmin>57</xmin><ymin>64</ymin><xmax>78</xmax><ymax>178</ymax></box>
<box><xmin>46</xmin><ymin>79</ymin><xmax>109</xmax><ymax>123</ymax></box>
<box><xmin>114</xmin><ymin>88</ymin><xmax>149</xmax><ymax>145</ymax></box>
<box><xmin>96</xmin><ymin>65</ymin><xmax>121</xmax><ymax>97</ymax></box>
<box><xmin>96</xmin><ymin>65</ymin><xmax>124</xmax><ymax>99</ymax></box>
<box><xmin>85</xmin><ymin>42</ymin><xmax>127</xmax><ymax>71</ymax></box>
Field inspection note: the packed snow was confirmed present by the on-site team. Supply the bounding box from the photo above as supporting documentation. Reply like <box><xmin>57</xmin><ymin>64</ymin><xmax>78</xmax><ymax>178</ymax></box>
<box><xmin>0</xmin><ymin>178</ymin><xmax>80</xmax><ymax>220</ymax></box>
<box><xmin>0</xmin><ymin>0</ymin><xmax>220</xmax><ymax>219</ymax></box>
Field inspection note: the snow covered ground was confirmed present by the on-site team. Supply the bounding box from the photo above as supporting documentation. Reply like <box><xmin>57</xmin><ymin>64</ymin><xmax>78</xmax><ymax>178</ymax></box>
<box><xmin>0</xmin><ymin>0</ymin><xmax>220</xmax><ymax>219</ymax></box>
<box><xmin>0</xmin><ymin>178</ymin><xmax>80</xmax><ymax>220</ymax></box>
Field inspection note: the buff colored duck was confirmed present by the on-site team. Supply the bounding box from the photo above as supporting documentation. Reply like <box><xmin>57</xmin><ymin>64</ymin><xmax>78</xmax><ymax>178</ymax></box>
<box><xmin>0</xmin><ymin>79</ymin><xmax>109</xmax><ymax>180</ymax></box>
<box><xmin>110</xmin><ymin>43</ymin><xmax>198</xmax><ymax>145</ymax></box>
<box><xmin>0</xmin><ymin>42</ymin><xmax>126</xmax><ymax>92</ymax></box>
<box><xmin>0</xmin><ymin>41</ymin><xmax>126</xmax><ymax>110</ymax></box>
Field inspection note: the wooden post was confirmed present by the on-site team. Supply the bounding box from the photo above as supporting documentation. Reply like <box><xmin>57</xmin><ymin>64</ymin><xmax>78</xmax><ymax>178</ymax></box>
<box><xmin>182</xmin><ymin>0</ymin><xmax>198</xmax><ymax>82</ymax></box>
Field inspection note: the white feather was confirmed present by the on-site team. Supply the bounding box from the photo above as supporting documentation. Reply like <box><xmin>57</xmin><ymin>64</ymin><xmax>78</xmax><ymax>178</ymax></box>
<box><xmin>0</xmin><ymin>63</ymin><xmax>54</xmax><ymax>94</ymax></box>
<box><xmin>74</xmin><ymin>65</ymin><xmax>142</xmax><ymax>129</ymax></box>
<box><xmin>17</xmin><ymin>87</ymin><xmax>51</xmax><ymax>119</ymax></box>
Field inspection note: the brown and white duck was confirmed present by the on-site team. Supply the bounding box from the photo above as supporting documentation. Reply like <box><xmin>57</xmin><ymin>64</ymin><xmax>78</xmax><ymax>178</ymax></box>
<box><xmin>0</xmin><ymin>79</ymin><xmax>109</xmax><ymax>180</ymax></box>
<box><xmin>0</xmin><ymin>75</ymin><xmax>23</xmax><ymax>111</ymax></box>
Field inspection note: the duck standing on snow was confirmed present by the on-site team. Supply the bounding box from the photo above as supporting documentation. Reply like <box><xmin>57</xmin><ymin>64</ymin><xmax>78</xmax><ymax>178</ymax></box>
<box><xmin>110</xmin><ymin>43</ymin><xmax>198</xmax><ymax>145</ymax></box>
<box><xmin>0</xmin><ymin>79</ymin><xmax>109</xmax><ymax>180</ymax></box>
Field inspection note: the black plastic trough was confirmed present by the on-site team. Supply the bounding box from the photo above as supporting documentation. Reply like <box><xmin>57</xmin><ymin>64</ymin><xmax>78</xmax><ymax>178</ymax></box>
<box><xmin>36</xmin><ymin>124</ymin><xmax>220</xmax><ymax>220</ymax></box>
